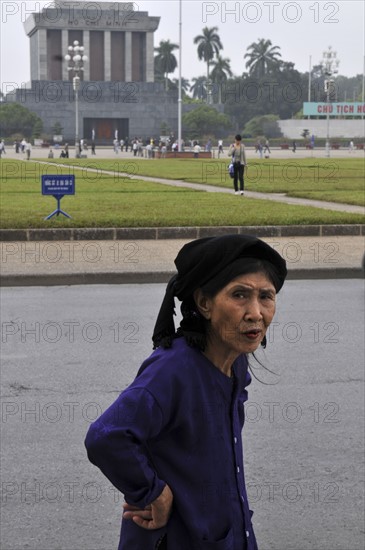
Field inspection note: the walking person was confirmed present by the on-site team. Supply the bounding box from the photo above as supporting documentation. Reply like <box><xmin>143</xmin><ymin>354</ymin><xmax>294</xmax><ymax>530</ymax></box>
<box><xmin>193</xmin><ymin>141</ymin><xmax>201</xmax><ymax>159</ymax></box>
<box><xmin>229</xmin><ymin>134</ymin><xmax>247</xmax><ymax>195</ymax></box>
<box><xmin>217</xmin><ymin>138</ymin><xmax>223</xmax><ymax>158</ymax></box>
<box><xmin>85</xmin><ymin>234</ymin><xmax>287</xmax><ymax>550</ymax></box>
<box><xmin>292</xmin><ymin>140</ymin><xmax>297</xmax><ymax>153</ymax></box>
<box><xmin>132</xmin><ymin>139</ymin><xmax>138</xmax><ymax>156</ymax></box>
<box><xmin>263</xmin><ymin>139</ymin><xmax>271</xmax><ymax>155</ymax></box>
<box><xmin>25</xmin><ymin>141</ymin><xmax>32</xmax><ymax>160</ymax></box>
<box><xmin>256</xmin><ymin>141</ymin><xmax>263</xmax><ymax>159</ymax></box>
<box><xmin>0</xmin><ymin>139</ymin><xmax>5</xmax><ymax>158</ymax></box>
<box><xmin>91</xmin><ymin>141</ymin><xmax>96</xmax><ymax>155</ymax></box>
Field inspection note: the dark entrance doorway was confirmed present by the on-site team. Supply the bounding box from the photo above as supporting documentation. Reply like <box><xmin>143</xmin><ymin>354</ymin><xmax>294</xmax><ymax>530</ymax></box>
<box><xmin>84</xmin><ymin>118</ymin><xmax>129</xmax><ymax>145</ymax></box>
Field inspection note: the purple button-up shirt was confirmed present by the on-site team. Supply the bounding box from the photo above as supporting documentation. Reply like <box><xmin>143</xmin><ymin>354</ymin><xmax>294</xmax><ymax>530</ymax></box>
<box><xmin>85</xmin><ymin>336</ymin><xmax>258</xmax><ymax>550</ymax></box>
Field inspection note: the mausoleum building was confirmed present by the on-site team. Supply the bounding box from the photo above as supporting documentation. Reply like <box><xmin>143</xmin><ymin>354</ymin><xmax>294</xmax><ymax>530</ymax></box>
<box><xmin>9</xmin><ymin>1</ymin><xmax>178</xmax><ymax>143</ymax></box>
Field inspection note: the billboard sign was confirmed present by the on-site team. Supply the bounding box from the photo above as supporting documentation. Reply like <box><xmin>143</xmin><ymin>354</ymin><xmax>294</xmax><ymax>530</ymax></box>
<box><xmin>303</xmin><ymin>102</ymin><xmax>365</xmax><ymax>116</ymax></box>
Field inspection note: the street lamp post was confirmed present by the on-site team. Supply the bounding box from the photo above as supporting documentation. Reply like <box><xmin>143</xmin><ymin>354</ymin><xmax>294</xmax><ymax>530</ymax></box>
<box><xmin>64</xmin><ymin>41</ymin><xmax>88</xmax><ymax>157</ymax></box>
<box><xmin>321</xmin><ymin>46</ymin><xmax>339</xmax><ymax>158</ymax></box>
<box><xmin>177</xmin><ymin>0</ymin><xmax>182</xmax><ymax>152</ymax></box>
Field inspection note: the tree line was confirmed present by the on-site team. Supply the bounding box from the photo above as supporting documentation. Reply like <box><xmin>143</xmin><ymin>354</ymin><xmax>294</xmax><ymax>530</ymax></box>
<box><xmin>0</xmin><ymin>30</ymin><xmax>362</xmax><ymax>141</ymax></box>
<box><xmin>154</xmin><ymin>29</ymin><xmax>363</xmax><ymax>138</ymax></box>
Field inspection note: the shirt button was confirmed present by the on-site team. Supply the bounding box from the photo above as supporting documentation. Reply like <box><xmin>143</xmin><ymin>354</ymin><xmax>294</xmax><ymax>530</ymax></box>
<box><xmin>237</xmin><ymin>466</ymin><xmax>240</xmax><ymax>473</ymax></box>
<box><xmin>241</xmin><ymin>495</ymin><xmax>245</xmax><ymax>502</ymax></box>
<box><xmin>246</xmin><ymin>530</ymin><xmax>250</xmax><ymax>538</ymax></box>
<box><xmin>234</xmin><ymin>437</ymin><xmax>238</xmax><ymax>444</ymax></box>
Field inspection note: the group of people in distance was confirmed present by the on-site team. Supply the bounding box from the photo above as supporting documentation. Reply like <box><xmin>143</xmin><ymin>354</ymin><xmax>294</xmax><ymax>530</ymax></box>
<box><xmin>1</xmin><ymin>138</ymin><xmax>32</xmax><ymax>160</ymax></box>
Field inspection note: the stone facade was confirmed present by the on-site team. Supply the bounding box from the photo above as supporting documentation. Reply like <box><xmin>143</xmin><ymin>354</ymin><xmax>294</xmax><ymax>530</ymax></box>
<box><xmin>11</xmin><ymin>80</ymin><xmax>178</xmax><ymax>143</ymax></box>
<box><xmin>11</xmin><ymin>1</ymin><xmax>179</xmax><ymax>143</ymax></box>
<box><xmin>24</xmin><ymin>1</ymin><xmax>159</xmax><ymax>84</ymax></box>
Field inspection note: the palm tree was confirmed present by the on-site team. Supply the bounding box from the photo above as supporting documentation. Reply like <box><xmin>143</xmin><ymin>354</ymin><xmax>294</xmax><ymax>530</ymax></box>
<box><xmin>172</xmin><ymin>77</ymin><xmax>190</xmax><ymax>97</ymax></box>
<box><xmin>154</xmin><ymin>40</ymin><xmax>179</xmax><ymax>91</ymax></box>
<box><xmin>193</xmin><ymin>27</ymin><xmax>223</xmax><ymax>82</ymax></box>
<box><xmin>190</xmin><ymin>76</ymin><xmax>207</xmax><ymax>101</ymax></box>
<box><xmin>244</xmin><ymin>39</ymin><xmax>281</xmax><ymax>78</ymax></box>
<box><xmin>210</xmin><ymin>55</ymin><xmax>233</xmax><ymax>103</ymax></box>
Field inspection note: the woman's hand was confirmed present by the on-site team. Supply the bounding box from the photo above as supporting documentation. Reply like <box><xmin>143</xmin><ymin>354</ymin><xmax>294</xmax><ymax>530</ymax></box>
<box><xmin>123</xmin><ymin>484</ymin><xmax>173</xmax><ymax>530</ymax></box>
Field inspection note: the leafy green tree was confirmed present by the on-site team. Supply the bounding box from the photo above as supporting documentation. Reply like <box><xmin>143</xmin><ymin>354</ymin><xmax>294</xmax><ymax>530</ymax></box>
<box><xmin>154</xmin><ymin>40</ymin><xmax>179</xmax><ymax>91</ymax></box>
<box><xmin>193</xmin><ymin>27</ymin><xmax>223</xmax><ymax>83</ymax></box>
<box><xmin>243</xmin><ymin>115</ymin><xmax>281</xmax><ymax>138</ymax></box>
<box><xmin>160</xmin><ymin>121</ymin><xmax>170</xmax><ymax>136</ymax></box>
<box><xmin>223</xmin><ymin>59</ymin><xmax>303</xmax><ymax>129</ymax></box>
<box><xmin>210</xmin><ymin>55</ymin><xmax>233</xmax><ymax>103</ymax></box>
<box><xmin>182</xmin><ymin>105</ymin><xmax>231</xmax><ymax>138</ymax></box>
<box><xmin>0</xmin><ymin>103</ymin><xmax>43</xmax><ymax>138</ymax></box>
<box><xmin>52</xmin><ymin>121</ymin><xmax>63</xmax><ymax>135</ymax></box>
<box><xmin>32</xmin><ymin>119</ymin><xmax>43</xmax><ymax>139</ymax></box>
<box><xmin>244</xmin><ymin>39</ymin><xmax>281</xmax><ymax>78</ymax></box>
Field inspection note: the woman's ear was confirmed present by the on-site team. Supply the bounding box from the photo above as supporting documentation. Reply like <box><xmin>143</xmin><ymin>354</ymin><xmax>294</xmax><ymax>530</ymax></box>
<box><xmin>193</xmin><ymin>289</ymin><xmax>211</xmax><ymax>320</ymax></box>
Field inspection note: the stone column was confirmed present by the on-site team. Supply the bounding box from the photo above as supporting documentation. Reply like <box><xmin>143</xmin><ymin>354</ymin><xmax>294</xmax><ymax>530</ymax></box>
<box><xmin>146</xmin><ymin>32</ymin><xmax>154</xmax><ymax>82</ymax></box>
<box><xmin>125</xmin><ymin>31</ymin><xmax>132</xmax><ymax>81</ymax></box>
<box><xmin>104</xmin><ymin>31</ymin><xmax>111</xmax><ymax>81</ymax></box>
<box><xmin>83</xmin><ymin>31</ymin><xmax>90</xmax><ymax>81</ymax></box>
<box><xmin>38</xmin><ymin>29</ymin><xmax>47</xmax><ymax>80</ymax></box>
<box><xmin>62</xmin><ymin>30</ymin><xmax>69</xmax><ymax>80</ymax></box>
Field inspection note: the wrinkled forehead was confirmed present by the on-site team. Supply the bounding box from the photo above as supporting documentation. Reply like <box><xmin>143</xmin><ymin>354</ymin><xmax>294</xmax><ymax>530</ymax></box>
<box><xmin>226</xmin><ymin>271</ymin><xmax>277</xmax><ymax>289</ymax></box>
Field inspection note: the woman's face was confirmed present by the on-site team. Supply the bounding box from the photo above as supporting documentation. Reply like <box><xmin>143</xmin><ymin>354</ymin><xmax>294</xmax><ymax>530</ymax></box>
<box><xmin>196</xmin><ymin>272</ymin><xmax>277</xmax><ymax>357</ymax></box>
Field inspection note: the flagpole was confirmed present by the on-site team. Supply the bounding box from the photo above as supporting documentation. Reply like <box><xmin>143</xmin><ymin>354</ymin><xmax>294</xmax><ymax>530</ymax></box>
<box><xmin>178</xmin><ymin>0</ymin><xmax>182</xmax><ymax>152</ymax></box>
<box><xmin>308</xmin><ymin>55</ymin><xmax>312</xmax><ymax>120</ymax></box>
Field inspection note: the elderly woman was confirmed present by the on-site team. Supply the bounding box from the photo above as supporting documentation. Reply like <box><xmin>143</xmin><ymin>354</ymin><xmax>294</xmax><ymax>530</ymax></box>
<box><xmin>85</xmin><ymin>234</ymin><xmax>287</xmax><ymax>550</ymax></box>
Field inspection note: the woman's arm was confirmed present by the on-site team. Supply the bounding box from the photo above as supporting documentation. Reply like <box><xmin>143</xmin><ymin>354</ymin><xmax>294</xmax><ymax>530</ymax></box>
<box><xmin>85</xmin><ymin>387</ymin><xmax>168</xmax><ymax>511</ymax></box>
<box><xmin>242</xmin><ymin>145</ymin><xmax>247</xmax><ymax>165</ymax></box>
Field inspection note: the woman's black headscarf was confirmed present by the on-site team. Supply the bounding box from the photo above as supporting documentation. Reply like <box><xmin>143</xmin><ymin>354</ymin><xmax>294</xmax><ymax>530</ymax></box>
<box><xmin>152</xmin><ymin>234</ymin><xmax>287</xmax><ymax>349</ymax></box>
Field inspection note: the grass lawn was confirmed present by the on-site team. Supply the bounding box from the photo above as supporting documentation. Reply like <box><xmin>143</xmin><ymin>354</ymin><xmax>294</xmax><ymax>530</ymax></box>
<box><xmin>41</xmin><ymin>157</ymin><xmax>365</xmax><ymax>207</ymax></box>
<box><xmin>0</xmin><ymin>159</ymin><xmax>364</xmax><ymax>229</ymax></box>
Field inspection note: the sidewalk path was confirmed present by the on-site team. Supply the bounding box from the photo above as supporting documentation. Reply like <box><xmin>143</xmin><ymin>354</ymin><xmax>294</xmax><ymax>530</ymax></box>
<box><xmin>25</xmin><ymin>159</ymin><xmax>365</xmax><ymax>215</ymax></box>
<box><xmin>1</xmin><ymin>236</ymin><xmax>364</xmax><ymax>286</ymax></box>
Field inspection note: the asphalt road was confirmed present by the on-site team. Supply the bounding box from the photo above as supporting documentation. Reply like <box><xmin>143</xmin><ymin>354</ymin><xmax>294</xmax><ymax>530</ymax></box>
<box><xmin>1</xmin><ymin>281</ymin><xmax>364</xmax><ymax>550</ymax></box>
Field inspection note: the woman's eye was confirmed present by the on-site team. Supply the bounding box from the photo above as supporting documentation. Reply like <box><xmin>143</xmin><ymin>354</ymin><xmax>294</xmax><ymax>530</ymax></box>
<box><xmin>261</xmin><ymin>293</ymin><xmax>275</xmax><ymax>301</ymax></box>
<box><xmin>233</xmin><ymin>292</ymin><xmax>247</xmax><ymax>299</ymax></box>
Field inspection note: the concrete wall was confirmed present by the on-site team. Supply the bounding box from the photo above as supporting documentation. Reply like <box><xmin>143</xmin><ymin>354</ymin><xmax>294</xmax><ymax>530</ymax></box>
<box><xmin>278</xmin><ymin>119</ymin><xmax>365</xmax><ymax>139</ymax></box>
<box><xmin>12</xmin><ymin>80</ymin><xmax>178</xmax><ymax>142</ymax></box>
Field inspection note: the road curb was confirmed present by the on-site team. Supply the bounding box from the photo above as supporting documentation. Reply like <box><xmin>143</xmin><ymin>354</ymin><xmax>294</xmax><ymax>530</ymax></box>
<box><xmin>1</xmin><ymin>267</ymin><xmax>363</xmax><ymax>287</ymax></box>
<box><xmin>0</xmin><ymin>224</ymin><xmax>364</xmax><ymax>242</ymax></box>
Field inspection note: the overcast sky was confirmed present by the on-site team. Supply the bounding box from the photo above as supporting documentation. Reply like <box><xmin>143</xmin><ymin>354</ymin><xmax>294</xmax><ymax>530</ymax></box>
<box><xmin>1</xmin><ymin>0</ymin><xmax>364</xmax><ymax>91</ymax></box>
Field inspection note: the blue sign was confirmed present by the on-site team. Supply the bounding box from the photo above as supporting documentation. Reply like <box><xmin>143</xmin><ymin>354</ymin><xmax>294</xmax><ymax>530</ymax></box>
<box><xmin>41</xmin><ymin>175</ymin><xmax>75</xmax><ymax>220</ymax></box>
<box><xmin>42</xmin><ymin>175</ymin><xmax>75</xmax><ymax>196</ymax></box>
